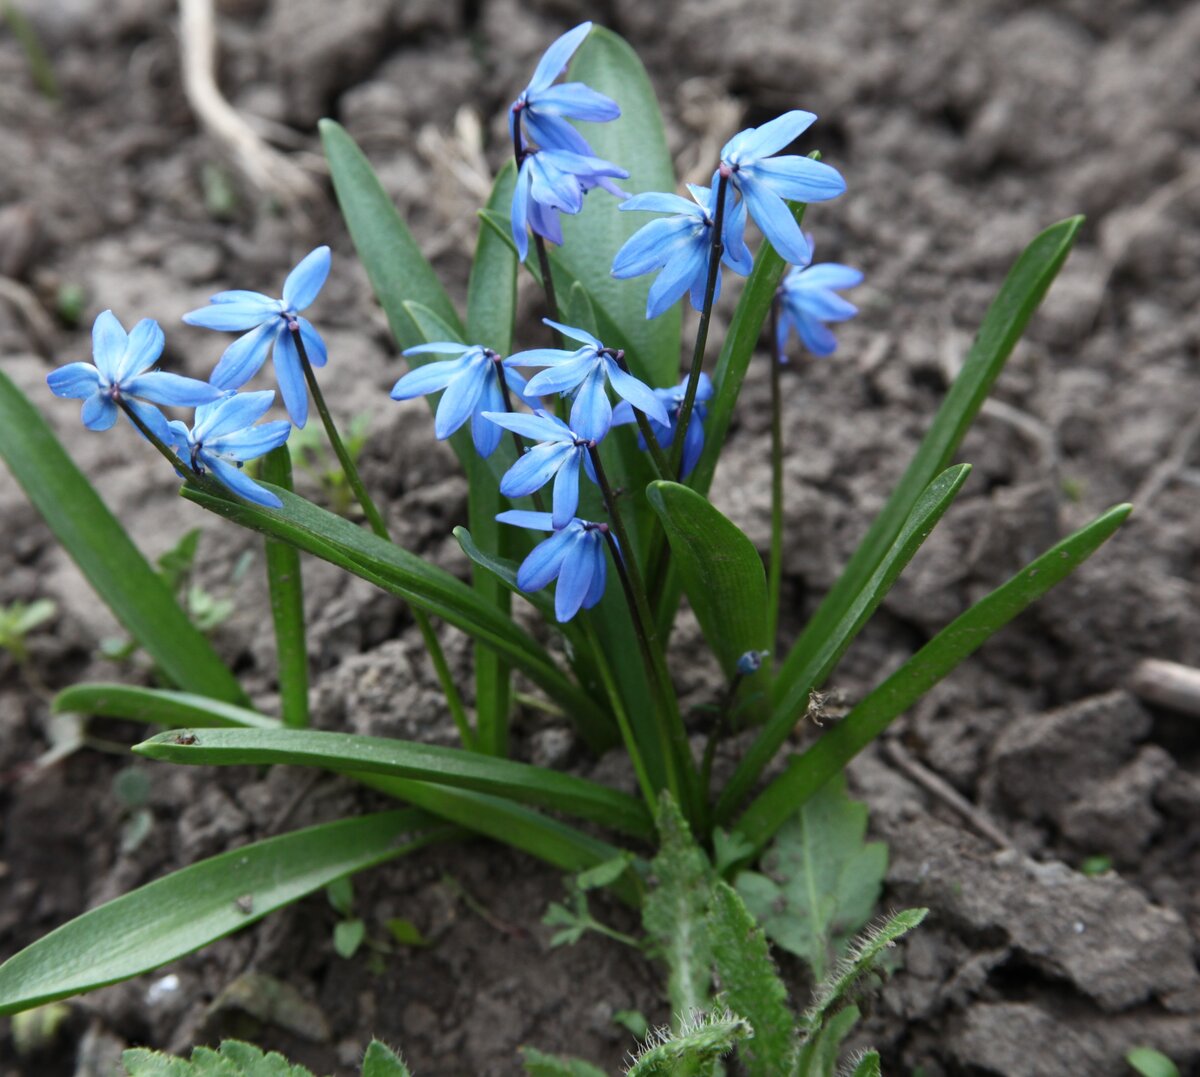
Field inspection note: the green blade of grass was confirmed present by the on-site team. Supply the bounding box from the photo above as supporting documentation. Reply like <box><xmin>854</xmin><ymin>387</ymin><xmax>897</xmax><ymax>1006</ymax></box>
<box><xmin>135</xmin><ymin>727</ymin><xmax>653</xmax><ymax>841</ymax></box>
<box><xmin>0</xmin><ymin>371</ymin><xmax>247</xmax><ymax>705</ymax></box>
<box><xmin>259</xmin><ymin>446</ymin><xmax>309</xmax><ymax>727</ymax></box>
<box><xmin>53</xmin><ymin>683</ymin><xmax>279</xmax><ymax>729</ymax></box>
<box><xmin>715</xmin><ymin>464</ymin><xmax>972</xmax><ymax>822</ymax></box>
<box><xmin>0</xmin><ymin>810</ymin><xmax>453</xmax><ymax>1016</ymax></box>
<box><xmin>734</xmin><ymin>503</ymin><xmax>1131</xmax><ymax>851</ymax></box>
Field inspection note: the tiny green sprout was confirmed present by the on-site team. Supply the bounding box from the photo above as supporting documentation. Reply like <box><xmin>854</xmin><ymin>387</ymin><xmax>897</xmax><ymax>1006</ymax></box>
<box><xmin>55</xmin><ymin>282</ymin><xmax>86</xmax><ymax>328</ymax></box>
<box><xmin>0</xmin><ymin>598</ymin><xmax>55</xmax><ymax>663</ymax></box>
<box><xmin>202</xmin><ymin>161</ymin><xmax>239</xmax><ymax>221</ymax></box>
<box><xmin>613</xmin><ymin>1009</ymin><xmax>650</xmax><ymax>1040</ymax></box>
<box><xmin>1080</xmin><ymin>854</ymin><xmax>1113</xmax><ymax>876</ymax></box>
<box><xmin>1126</xmin><ymin>1046</ymin><xmax>1181</xmax><ymax>1077</ymax></box>
<box><xmin>1061</xmin><ymin>476</ymin><xmax>1086</xmax><ymax>503</ymax></box>
<box><xmin>290</xmin><ymin>413</ymin><xmax>372</xmax><ymax>514</ymax></box>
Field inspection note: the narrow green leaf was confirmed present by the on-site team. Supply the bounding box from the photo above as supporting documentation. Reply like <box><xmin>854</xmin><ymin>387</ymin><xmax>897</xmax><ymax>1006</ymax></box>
<box><xmin>520</xmin><ymin>1047</ymin><xmax>608</xmax><ymax>1077</ymax></box>
<box><xmin>707</xmin><ymin>882</ymin><xmax>797</xmax><ymax>1077</ymax></box>
<box><xmin>319</xmin><ymin>118</ymin><xmax>463</xmax><ymax>349</ymax></box>
<box><xmin>361</xmin><ymin>1041</ymin><xmax>413</xmax><ymax>1077</ymax></box>
<box><xmin>717</xmin><ymin>464</ymin><xmax>972</xmax><ymax>822</ymax></box>
<box><xmin>134</xmin><ymin>727</ymin><xmax>653</xmax><ymax>840</ymax></box>
<box><xmin>53</xmin><ymin>683</ymin><xmax>279</xmax><ymax>730</ymax></box>
<box><xmin>796</xmin><ymin>1004</ymin><xmax>859</xmax><ymax>1077</ymax></box>
<box><xmin>259</xmin><ymin>446</ymin><xmax>308</xmax><ymax>728</ymax></box>
<box><xmin>467</xmin><ymin>162</ymin><xmax>519</xmax><ymax>355</ymax></box>
<box><xmin>736</xmin><ymin>503</ymin><xmax>1131</xmax><ymax>850</ymax></box>
<box><xmin>0</xmin><ymin>372</ymin><xmax>246</xmax><ymax>704</ymax></box>
<box><xmin>779</xmin><ymin>216</ymin><xmax>1084</xmax><ymax>717</ymax></box>
<box><xmin>847</xmin><ymin>1050</ymin><xmax>882</xmax><ymax>1077</ymax></box>
<box><xmin>559</xmin><ymin>27</ymin><xmax>680</xmax><ymax>387</ymax></box>
<box><xmin>735</xmin><ymin>773</ymin><xmax>886</xmax><ymax>981</ymax></box>
<box><xmin>179</xmin><ymin>481</ymin><xmax>615</xmax><ymax>749</ymax></box>
<box><xmin>0</xmin><ymin>811</ymin><xmax>449</xmax><ymax>1015</ymax></box>
<box><xmin>646</xmin><ymin>481</ymin><xmax>770</xmax><ymax>680</ymax></box>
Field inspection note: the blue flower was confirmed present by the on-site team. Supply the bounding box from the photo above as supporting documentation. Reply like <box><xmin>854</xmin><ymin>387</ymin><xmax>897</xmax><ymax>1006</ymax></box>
<box><xmin>480</xmin><ymin>409</ymin><xmax>596</xmax><ymax>528</ymax></box>
<box><xmin>497</xmin><ymin>509</ymin><xmax>609</xmax><ymax>622</ymax></box>
<box><xmin>720</xmin><ymin>111</ymin><xmax>846</xmax><ymax>266</ymax></box>
<box><xmin>736</xmin><ymin>649</ymin><xmax>770</xmax><ymax>675</ymax></box>
<box><xmin>166</xmin><ymin>390</ymin><xmax>291</xmax><ymax>508</ymax></box>
<box><xmin>390</xmin><ymin>343</ymin><xmax>535</xmax><ymax>458</ymax></box>
<box><xmin>47</xmin><ymin>310</ymin><xmax>224</xmax><ymax>441</ymax></box>
<box><xmin>510</xmin><ymin>22</ymin><xmax>620</xmax><ymax>158</ymax></box>
<box><xmin>511</xmin><ymin>148</ymin><xmax>628</xmax><ymax>262</ymax></box>
<box><xmin>612</xmin><ymin>372</ymin><xmax>713</xmax><ymax>479</ymax></box>
<box><xmin>776</xmin><ymin>245</ymin><xmax>863</xmax><ymax>358</ymax></box>
<box><xmin>507</xmin><ymin>320</ymin><xmax>668</xmax><ymax>442</ymax></box>
<box><xmin>612</xmin><ymin>185</ymin><xmax>753</xmax><ymax>319</ymax></box>
<box><xmin>182</xmin><ymin>246</ymin><xmax>331</xmax><ymax>428</ymax></box>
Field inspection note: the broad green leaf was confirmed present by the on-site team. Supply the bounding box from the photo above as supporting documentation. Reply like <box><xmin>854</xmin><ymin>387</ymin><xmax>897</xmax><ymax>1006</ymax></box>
<box><xmin>259</xmin><ymin>446</ymin><xmax>308</xmax><ymax>728</ymax></box>
<box><xmin>520</xmin><ymin>1048</ymin><xmax>608</xmax><ymax>1077</ymax></box>
<box><xmin>716</xmin><ymin>464</ymin><xmax>972</xmax><ymax>822</ymax></box>
<box><xmin>779</xmin><ymin>216</ymin><xmax>1084</xmax><ymax>720</ymax></box>
<box><xmin>642</xmin><ymin>794</ymin><xmax>713</xmax><ymax>1024</ymax></box>
<box><xmin>320</xmin><ymin>118</ymin><xmax>462</xmax><ymax>349</ymax></box>
<box><xmin>735</xmin><ymin>774</ymin><xmax>886</xmax><ymax>981</ymax></box>
<box><xmin>134</xmin><ymin>727</ymin><xmax>653</xmax><ymax>840</ymax></box>
<box><xmin>0</xmin><ymin>811</ymin><xmax>449</xmax><ymax>1015</ymax></box>
<box><xmin>0</xmin><ymin>371</ymin><xmax>247</xmax><ymax>704</ymax></box>
<box><xmin>707</xmin><ymin>882</ymin><xmax>797</xmax><ymax>1077</ymax></box>
<box><xmin>736</xmin><ymin>503</ymin><xmax>1131</xmax><ymax>850</ymax></box>
<box><xmin>53</xmin><ymin>683</ymin><xmax>279</xmax><ymax>730</ymax></box>
<box><xmin>1126</xmin><ymin>1047</ymin><xmax>1182</xmax><ymax>1077</ymax></box>
<box><xmin>179</xmin><ymin>481</ymin><xmax>615</xmax><ymax>750</ymax></box>
<box><xmin>467</xmin><ymin>162</ymin><xmax>518</xmax><ymax>355</ymax></box>
<box><xmin>361</xmin><ymin>1041</ymin><xmax>413</xmax><ymax>1077</ymax></box>
<box><xmin>559</xmin><ymin>27</ymin><xmax>680</xmax><ymax>387</ymax></box>
<box><xmin>627</xmin><ymin>1013</ymin><xmax>751</xmax><ymax>1077</ymax></box>
<box><xmin>646</xmin><ymin>481</ymin><xmax>769</xmax><ymax>680</ymax></box>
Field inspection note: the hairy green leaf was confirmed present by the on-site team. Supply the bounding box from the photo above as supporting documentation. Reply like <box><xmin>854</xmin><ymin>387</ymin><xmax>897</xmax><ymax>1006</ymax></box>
<box><xmin>846</xmin><ymin>1050</ymin><xmax>882</xmax><ymax>1077</ymax></box>
<box><xmin>627</xmin><ymin>1012</ymin><xmax>751</xmax><ymax>1077</ymax></box>
<box><xmin>736</xmin><ymin>774</ymin><xmax>886</xmax><ymax>980</ymax></box>
<box><xmin>795</xmin><ymin>1004</ymin><xmax>860</xmax><ymax>1077</ymax></box>
<box><xmin>520</xmin><ymin>1047</ymin><xmax>608</xmax><ymax>1077</ymax></box>
<box><xmin>360</xmin><ymin>1041</ymin><xmax>413</xmax><ymax>1077</ymax></box>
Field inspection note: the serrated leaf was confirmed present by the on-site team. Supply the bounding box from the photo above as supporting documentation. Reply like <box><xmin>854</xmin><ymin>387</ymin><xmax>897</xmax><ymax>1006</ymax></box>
<box><xmin>123</xmin><ymin>1040</ymin><xmax>320</xmax><ymax>1077</ymax></box>
<box><xmin>846</xmin><ymin>1050</ymin><xmax>882</xmax><ymax>1077</ymax></box>
<box><xmin>736</xmin><ymin>774</ymin><xmax>885</xmax><ymax>981</ymax></box>
<box><xmin>361</xmin><ymin>1042</ymin><xmax>411</xmax><ymax>1077</ymax></box>
<box><xmin>520</xmin><ymin>1046</ymin><xmax>608</xmax><ymax>1077</ymax></box>
<box><xmin>642</xmin><ymin>794</ymin><xmax>713</xmax><ymax>1024</ymax></box>
<box><xmin>707</xmin><ymin>882</ymin><xmax>796</xmax><ymax>1077</ymax></box>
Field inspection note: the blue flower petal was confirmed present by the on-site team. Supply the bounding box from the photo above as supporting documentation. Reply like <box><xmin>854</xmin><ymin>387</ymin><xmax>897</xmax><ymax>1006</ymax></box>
<box><xmin>583</xmin><ymin>534</ymin><xmax>607</xmax><ymax>608</ymax></box>
<box><xmin>272</xmin><ymin>324</ymin><xmax>308</xmax><ymax>427</ymax></box>
<box><xmin>646</xmin><ymin>240</ymin><xmax>707</xmax><ymax>319</ymax></box>
<box><xmin>480</xmin><ymin>409</ymin><xmax>574</xmax><ymax>443</ymax></box>
<box><xmin>516</xmin><ymin>525</ymin><xmax>577</xmax><ymax>591</ymax></box>
<box><xmin>115</xmin><ymin>318</ymin><xmax>166</xmax><ymax>382</ymax></box>
<box><xmin>47</xmin><ymin>362</ymin><xmax>101</xmax><ymax>399</ymax></box>
<box><xmin>281</xmin><ymin>246</ymin><xmax>331</xmax><ymax>311</ymax></box>
<box><xmin>193</xmin><ymin>389</ymin><xmax>276</xmax><ymax>442</ymax></box>
<box><xmin>182</xmin><ymin>301</ymin><xmax>278</xmax><ymax>331</ymax></box>
<box><xmin>526</xmin><ymin>22</ymin><xmax>592</xmax><ymax>95</ymax></box>
<box><xmin>126</xmin><ymin>371</ymin><xmax>226</xmax><ymax>407</ymax></box>
<box><xmin>794</xmin><ymin>311</ymin><xmax>839</xmax><ymax>356</ymax></box>
<box><xmin>501</xmin><ymin>441</ymin><xmax>572</xmax><ymax>499</ymax></box>
<box><xmin>208</xmin><ymin>289</ymin><xmax>275</xmax><ymax>306</ymax></box>
<box><xmin>434</xmin><ymin>367</ymin><xmax>486</xmax><ymax>440</ymax></box>
<box><xmin>507</xmin><ymin>346</ymin><xmax>581</xmax><ymax>369</ymax></box>
<box><xmin>533</xmin><ymin>82</ymin><xmax>620</xmax><ymax>121</ymax></box>
<box><xmin>511</xmin><ymin>160</ymin><xmax>533</xmax><ymax>262</ymax></box>
<box><xmin>790</xmin><ymin>289</ymin><xmax>858</xmax><ymax>322</ymax></box>
<box><xmin>90</xmin><ymin>310</ymin><xmax>128</xmax><ymax>380</ymax></box>
<box><xmin>681</xmin><ymin>411</ymin><xmax>705</xmax><ymax>479</ymax></box>
<box><xmin>123</xmin><ymin>397</ymin><xmax>172</xmax><ymax>443</ymax></box>
<box><xmin>528</xmin><ymin>197</ymin><xmax>565</xmax><ymax>246</ymax></box>
<box><xmin>81</xmin><ymin>392</ymin><xmax>118</xmax><ymax>431</ymax></box>
<box><xmin>497</xmin><ymin>509</ymin><xmax>556</xmax><ymax>531</ymax></box>
<box><xmin>205</xmin><ymin>454</ymin><xmax>283</xmax><ymax>508</ymax></box>
<box><xmin>606</xmin><ymin>360</ymin><xmax>670</xmax><ymax>426</ymax></box>
<box><xmin>390</xmin><ymin>357</ymin><xmax>465</xmax><ymax>400</ymax></box>
<box><xmin>554</xmin><ymin>529</ymin><xmax>595</xmax><ymax>621</ymax></box>
<box><xmin>741</xmin><ymin>179</ymin><xmax>812</xmax><ymax>265</ymax></box>
<box><xmin>619</xmin><ymin>191</ymin><xmax>699</xmax><ymax>216</ymax></box>
<box><xmin>210</xmin><ymin>321</ymin><xmax>277</xmax><ymax>389</ymax></box>
<box><xmin>791</xmin><ymin>263</ymin><xmax>864</xmax><ymax>290</ymax></box>
<box><xmin>297</xmin><ymin>316</ymin><xmax>328</xmax><ymax>367</ymax></box>
<box><xmin>751</xmin><ymin>155</ymin><xmax>846</xmax><ymax>203</ymax></box>
<box><xmin>524</xmin><ymin>352</ymin><xmax>596</xmax><ymax>397</ymax></box>
<box><xmin>551</xmin><ymin>451</ymin><xmax>582</xmax><ymax>528</ymax></box>
<box><xmin>612</xmin><ymin>216</ymin><xmax>697</xmax><ymax>278</ymax></box>
<box><xmin>723</xmin><ymin>110</ymin><xmax>817</xmax><ymax>163</ymax></box>
<box><xmin>569</xmin><ymin>366</ymin><xmax>612</xmax><ymax>442</ymax></box>
<box><xmin>542</xmin><ymin>319</ymin><xmax>602</xmax><ymax>349</ymax></box>
<box><xmin>528</xmin><ymin>155</ymin><xmax>585</xmax><ymax>213</ymax></box>
<box><xmin>403</xmin><ymin>342</ymin><xmax>473</xmax><ymax>356</ymax></box>
<box><xmin>525</xmin><ymin>111</ymin><xmax>594</xmax><ymax>156</ymax></box>
<box><xmin>210</xmin><ymin>420</ymin><xmax>292</xmax><ymax>462</ymax></box>
<box><xmin>722</xmin><ymin>187</ymin><xmax>751</xmax><ymax>271</ymax></box>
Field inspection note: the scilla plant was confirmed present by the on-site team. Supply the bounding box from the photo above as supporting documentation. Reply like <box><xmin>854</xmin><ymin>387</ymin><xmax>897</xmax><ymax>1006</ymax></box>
<box><xmin>1</xmin><ymin>20</ymin><xmax>1127</xmax><ymax>1070</ymax></box>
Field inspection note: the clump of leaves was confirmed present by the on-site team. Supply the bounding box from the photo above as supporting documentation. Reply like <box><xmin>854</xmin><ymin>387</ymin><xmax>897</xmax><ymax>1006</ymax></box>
<box><xmin>0</xmin><ymin>598</ymin><xmax>56</xmax><ymax>663</ymax></box>
<box><xmin>289</xmin><ymin>413</ymin><xmax>372</xmax><ymax>515</ymax></box>
<box><xmin>122</xmin><ymin>1038</ymin><xmax>411</xmax><ymax>1077</ymax></box>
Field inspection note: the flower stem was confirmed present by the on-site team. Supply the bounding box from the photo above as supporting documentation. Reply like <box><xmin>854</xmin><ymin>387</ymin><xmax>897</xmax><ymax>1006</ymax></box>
<box><xmin>290</xmin><ymin>327</ymin><xmax>474</xmax><ymax>750</ymax></box>
<box><xmin>768</xmin><ymin>294</ymin><xmax>785</xmax><ymax>652</ymax></box>
<box><xmin>700</xmin><ymin>670</ymin><xmax>745</xmax><ymax>800</ymax></box>
<box><xmin>672</xmin><ymin>169</ymin><xmax>730</xmax><ymax>480</ymax></box>
<box><xmin>588</xmin><ymin>444</ymin><xmax>697</xmax><ymax>818</ymax></box>
<box><xmin>118</xmin><ymin>402</ymin><xmax>208</xmax><ymax>489</ymax></box>
<box><xmin>533</xmin><ymin>234</ymin><xmax>561</xmax><ymax>330</ymax></box>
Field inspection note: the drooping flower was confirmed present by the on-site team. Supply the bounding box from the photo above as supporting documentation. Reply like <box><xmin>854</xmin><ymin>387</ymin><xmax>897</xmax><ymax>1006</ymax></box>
<box><xmin>182</xmin><ymin>246</ymin><xmax>331</xmax><ymax>428</ymax></box>
<box><xmin>720</xmin><ymin>111</ymin><xmax>846</xmax><ymax>266</ymax></box>
<box><xmin>736</xmin><ymin>649</ymin><xmax>770</xmax><ymax>675</ymax></box>
<box><xmin>497</xmin><ymin>509</ymin><xmax>609</xmax><ymax>622</ymax></box>
<box><xmin>511</xmin><ymin>148</ymin><xmax>628</xmax><ymax>262</ymax></box>
<box><xmin>47</xmin><ymin>310</ymin><xmax>223</xmax><ymax>441</ymax></box>
<box><xmin>507</xmin><ymin>23</ymin><xmax>626</xmax><ymax>262</ymax></box>
<box><xmin>507</xmin><ymin>320</ymin><xmax>668</xmax><ymax>442</ymax></box>
<box><xmin>776</xmin><ymin>244</ymin><xmax>863</xmax><ymax>358</ymax></box>
<box><xmin>612</xmin><ymin>185</ymin><xmax>752</xmax><ymax>319</ymax></box>
<box><xmin>166</xmin><ymin>390</ymin><xmax>291</xmax><ymax>508</ymax></box>
<box><xmin>480</xmin><ymin>410</ymin><xmax>596</xmax><ymax>528</ymax></box>
<box><xmin>612</xmin><ymin>372</ymin><xmax>713</xmax><ymax>479</ymax></box>
<box><xmin>509</xmin><ymin>22</ymin><xmax>620</xmax><ymax>158</ymax></box>
<box><xmin>390</xmin><ymin>343</ymin><xmax>535</xmax><ymax>458</ymax></box>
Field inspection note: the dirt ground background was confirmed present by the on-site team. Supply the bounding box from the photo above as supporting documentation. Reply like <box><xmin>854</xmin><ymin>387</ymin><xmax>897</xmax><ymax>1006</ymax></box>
<box><xmin>2</xmin><ymin>0</ymin><xmax>1200</xmax><ymax>1074</ymax></box>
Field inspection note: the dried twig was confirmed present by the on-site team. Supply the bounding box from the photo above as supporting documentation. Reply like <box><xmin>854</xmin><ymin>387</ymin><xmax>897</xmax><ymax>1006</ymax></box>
<box><xmin>1130</xmin><ymin>658</ymin><xmax>1200</xmax><ymax>719</ymax></box>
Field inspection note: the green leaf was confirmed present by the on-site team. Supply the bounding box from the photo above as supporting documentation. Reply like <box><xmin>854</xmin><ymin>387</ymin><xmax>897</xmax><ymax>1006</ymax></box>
<box><xmin>134</xmin><ymin>727</ymin><xmax>653</xmax><ymax>840</ymax></box>
<box><xmin>180</xmin><ymin>481</ymin><xmax>614</xmax><ymax>750</ymax></box>
<box><xmin>320</xmin><ymin>118</ymin><xmax>462</xmax><ymax>349</ymax></box>
<box><xmin>736</xmin><ymin>503</ymin><xmax>1131</xmax><ymax>850</ymax></box>
<box><xmin>643</xmin><ymin>794</ymin><xmax>713</xmax><ymax>1023</ymax></box>
<box><xmin>123</xmin><ymin>1040</ymin><xmax>318</xmax><ymax>1077</ymax></box>
<box><xmin>796</xmin><ymin>1004</ymin><xmax>860</xmax><ymax>1077</ymax></box>
<box><xmin>778</xmin><ymin>217</ymin><xmax>1084</xmax><ymax>722</ymax></box>
<box><xmin>735</xmin><ymin>774</ymin><xmax>886</xmax><ymax>981</ymax></box>
<box><xmin>361</xmin><ymin>1041</ymin><xmax>413</xmax><ymax>1077</ymax></box>
<box><xmin>520</xmin><ymin>1047</ymin><xmax>608</xmax><ymax>1077</ymax></box>
<box><xmin>1126</xmin><ymin>1047</ymin><xmax>1181</xmax><ymax>1077</ymax></box>
<box><xmin>53</xmin><ymin>683</ymin><xmax>279</xmax><ymax>730</ymax></box>
<box><xmin>558</xmin><ymin>27</ymin><xmax>679</xmax><ymax>387</ymax></box>
<box><xmin>332</xmin><ymin>918</ymin><xmax>365</xmax><ymax>959</ymax></box>
<box><xmin>0</xmin><ymin>371</ymin><xmax>246</xmax><ymax>704</ymax></box>
<box><xmin>467</xmin><ymin>161</ymin><xmax>519</xmax><ymax>355</ymax></box>
<box><xmin>0</xmin><ymin>811</ymin><xmax>450</xmax><ymax>1015</ymax></box>
<box><xmin>847</xmin><ymin>1051</ymin><xmax>882</xmax><ymax>1077</ymax></box>
<box><xmin>717</xmin><ymin>464</ymin><xmax>972</xmax><ymax>822</ymax></box>
<box><xmin>627</xmin><ymin>1012</ymin><xmax>752</xmax><ymax>1077</ymax></box>
<box><xmin>646</xmin><ymin>481</ymin><xmax>770</xmax><ymax>680</ymax></box>
<box><xmin>706</xmin><ymin>882</ymin><xmax>797</xmax><ymax>1077</ymax></box>
<box><xmin>260</xmin><ymin>447</ymin><xmax>309</xmax><ymax>728</ymax></box>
